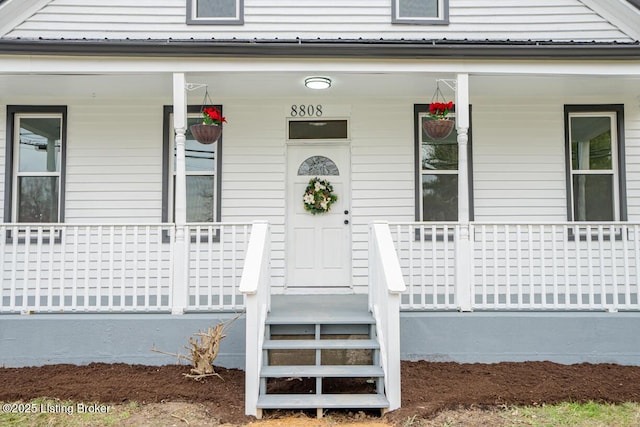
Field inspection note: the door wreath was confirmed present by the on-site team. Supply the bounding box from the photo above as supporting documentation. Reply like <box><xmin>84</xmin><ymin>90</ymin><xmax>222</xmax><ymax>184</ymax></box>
<box><xmin>303</xmin><ymin>177</ymin><xmax>338</xmax><ymax>215</ymax></box>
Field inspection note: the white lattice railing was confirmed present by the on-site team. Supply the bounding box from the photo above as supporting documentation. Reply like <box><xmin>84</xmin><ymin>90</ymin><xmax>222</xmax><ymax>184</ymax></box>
<box><xmin>390</xmin><ymin>222</ymin><xmax>640</xmax><ymax>312</ymax></box>
<box><xmin>0</xmin><ymin>222</ymin><xmax>253</xmax><ymax>313</ymax></box>
<box><xmin>390</xmin><ymin>222</ymin><xmax>458</xmax><ymax>310</ymax></box>
<box><xmin>186</xmin><ymin>223</ymin><xmax>251</xmax><ymax>311</ymax></box>
<box><xmin>473</xmin><ymin>223</ymin><xmax>640</xmax><ymax>311</ymax></box>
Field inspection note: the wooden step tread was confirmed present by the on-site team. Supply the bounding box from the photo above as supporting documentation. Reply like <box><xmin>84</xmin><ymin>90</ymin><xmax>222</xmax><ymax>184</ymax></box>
<box><xmin>266</xmin><ymin>313</ymin><xmax>375</xmax><ymax>325</ymax></box>
<box><xmin>261</xmin><ymin>365</ymin><xmax>384</xmax><ymax>378</ymax></box>
<box><xmin>257</xmin><ymin>393</ymin><xmax>389</xmax><ymax>409</ymax></box>
<box><xmin>263</xmin><ymin>339</ymin><xmax>379</xmax><ymax>350</ymax></box>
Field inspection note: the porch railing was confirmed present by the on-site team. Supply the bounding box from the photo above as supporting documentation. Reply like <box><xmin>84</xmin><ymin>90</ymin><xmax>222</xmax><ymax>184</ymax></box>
<box><xmin>390</xmin><ymin>223</ymin><xmax>458</xmax><ymax>310</ymax></box>
<box><xmin>369</xmin><ymin>222</ymin><xmax>406</xmax><ymax>411</ymax></box>
<box><xmin>186</xmin><ymin>223</ymin><xmax>250</xmax><ymax>311</ymax></box>
<box><xmin>390</xmin><ymin>222</ymin><xmax>640</xmax><ymax>312</ymax></box>
<box><xmin>0</xmin><ymin>222</ymin><xmax>252</xmax><ymax>314</ymax></box>
<box><xmin>239</xmin><ymin>221</ymin><xmax>271</xmax><ymax>417</ymax></box>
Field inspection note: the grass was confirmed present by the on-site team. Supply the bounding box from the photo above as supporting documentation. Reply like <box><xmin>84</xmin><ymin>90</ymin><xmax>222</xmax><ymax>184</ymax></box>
<box><xmin>0</xmin><ymin>398</ymin><xmax>136</xmax><ymax>427</ymax></box>
<box><xmin>508</xmin><ymin>402</ymin><xmax>640</xmax><ymax>427</ymax></box>
<box><xmin>2</xmin><ymin>399</ymin><xmax>640</xmax><ymax>426</ymax></box>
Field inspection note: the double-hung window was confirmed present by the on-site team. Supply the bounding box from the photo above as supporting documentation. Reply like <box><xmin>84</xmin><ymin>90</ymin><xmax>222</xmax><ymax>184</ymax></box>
<box><xmin>415</xmin><ymin>104</ymin><xmax>472</xmax><ymax>222</ymax></box>
<box><xmin>162</xmin><ymin>106</ymin><xmax>222</xmax><ymax>225</ymax></box>
<box><xmin>392</xmin><ymin>0</ymin><xmax>449</xmax><ymax>24</ymax></box>
<box><xmin>5</xmin><ymin>106</ymin><xmax>67</xmax><ymax>223</ymax></box>
<box><xmin>565</xmin><ymin>105</ymin><xmax>626</xmax><ymax>221</ymax></box>
<box><xmin>186</xmin><ymin>0</ymin><xmax>244</xmax><ymax>25</ymax></box>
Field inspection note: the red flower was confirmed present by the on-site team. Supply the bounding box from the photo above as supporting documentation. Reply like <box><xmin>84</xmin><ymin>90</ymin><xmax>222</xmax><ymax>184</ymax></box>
<box><xmin>428</xmin><ymin>101</ymin><xmax>454</xmax><ymax>120</ymax></box>
<box><xmin>201</xmin><ymin>106</ymin><xmax>227</xmax><ymax>125</ymax></box>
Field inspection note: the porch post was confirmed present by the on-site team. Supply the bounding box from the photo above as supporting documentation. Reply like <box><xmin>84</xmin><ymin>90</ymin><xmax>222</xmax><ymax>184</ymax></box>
<box><xmin>171</xmin><ymin>72</ymin><xmax>188</xmax><ymax>315</ymax></box>
<box><xmin>455</xmin><ymin>73</ymin><xmax>473</xmax><ymax>312</ymax></box>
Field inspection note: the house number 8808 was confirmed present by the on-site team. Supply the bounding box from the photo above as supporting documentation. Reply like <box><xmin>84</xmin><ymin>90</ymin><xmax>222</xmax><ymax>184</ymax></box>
<box><xmin>290</xmin><ymin>105</ymin><xmax>323</xmax><ymax>117</ymax></box>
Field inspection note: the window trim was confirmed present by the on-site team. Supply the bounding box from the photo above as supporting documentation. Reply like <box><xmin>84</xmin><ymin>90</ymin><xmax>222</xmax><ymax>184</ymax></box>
<box><xmin>4</xmin><ymin>105</ymin><xmax>67</xmax><ymax>224</ymax></box>
<box><xmin>392</xmin><ymin>0</ymin><xmax>449</xmax><ymax>25</ymax></box>
<box><xmin>564</xmin><ymin>104</ymin><xmax>626</xmax><ymax>222</ymax></box>
<box><xmin>287</xmin><ymin>118</ymin><xmax>350</xmax><ymax>141</ymax></box>
<box><xmin>186</xmin><ymin>0</ymin><xmax>244</xmax><ymax>25</ymax></box>
<box><xmin>162</xmin><ymin>105</ymin><xmax>223</xmax><ymax>225</ymax></box>
<box><xmin>414</xmin><ymin>104</ymin><xmax>473</xmax><ymax>222</ymax></box>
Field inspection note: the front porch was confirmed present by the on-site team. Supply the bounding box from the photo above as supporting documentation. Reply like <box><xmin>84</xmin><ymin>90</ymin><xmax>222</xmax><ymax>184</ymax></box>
<box><xmin>1</xmin><ymin>57</ymin><xmax>640</xmax><ymax>418</ymax></box>
<box><xmin>3</xmin><ymin>219</ymin><xmax>640</xmax><ymax>416</ymax></box>
<box><xmin>2</xmin><ymin>220</ymin><xmax>640</xmax><ymax>315</ymax></box>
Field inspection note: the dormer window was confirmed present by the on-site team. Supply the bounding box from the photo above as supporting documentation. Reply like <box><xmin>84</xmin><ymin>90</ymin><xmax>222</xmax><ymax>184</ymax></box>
<box><xmin>392</xmin><ymin>0</ymin><xmax>449</xmax><ymax>25</ymax></box>
<box><xmin>186</xmin><ymin>0</ymin><xmax>244</xmax><ymax>25</ymax></box>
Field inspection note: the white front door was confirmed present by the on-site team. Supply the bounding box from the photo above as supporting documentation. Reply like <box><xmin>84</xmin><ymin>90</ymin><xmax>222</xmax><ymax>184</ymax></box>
<box><xmin>286</xmin><ymin>144</ymin><xmax>351</xmax><ymax>290</ymax></box>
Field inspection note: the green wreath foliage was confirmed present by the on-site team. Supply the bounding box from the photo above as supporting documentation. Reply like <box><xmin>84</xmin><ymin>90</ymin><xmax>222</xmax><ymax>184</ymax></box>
<box><xmin>302</xmin><ymin>177</ymin><xmax>338</xmax><ymax>215</ymax></box>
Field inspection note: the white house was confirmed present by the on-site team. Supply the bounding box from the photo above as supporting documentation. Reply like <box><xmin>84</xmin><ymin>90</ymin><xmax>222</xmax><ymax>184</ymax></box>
<box><xmin>1</xmin><ymin>0</ymin><xmax>640</xmax><ymax>418</ymax></box>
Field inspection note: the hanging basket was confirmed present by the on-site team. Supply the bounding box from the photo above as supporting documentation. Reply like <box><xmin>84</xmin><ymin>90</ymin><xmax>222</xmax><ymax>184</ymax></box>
<box><xmin>423</xmin><ymin>119</ymin><xmax>454</xmax><ymax>140</ymax></box>
<box><xmin>190</xmin><ymin>124</ymin><xmax>222</xmax><ymax>144</ymax></box>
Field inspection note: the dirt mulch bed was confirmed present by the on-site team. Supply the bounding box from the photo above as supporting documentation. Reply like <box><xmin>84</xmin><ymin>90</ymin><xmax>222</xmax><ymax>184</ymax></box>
<box><xmin>1</xmin><ymin>361</ymin><xmax>640</xmax><ymax>425</ymax></box>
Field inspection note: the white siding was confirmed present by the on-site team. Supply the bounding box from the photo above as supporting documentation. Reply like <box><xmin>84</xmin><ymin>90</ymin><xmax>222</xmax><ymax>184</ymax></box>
<box><xmin>472</xmin><ymin>91</ymin><xmax>640</xmax><ymax>223</ymax></box>
<box><xmin>0</xmin><ymin>105</ymin><xmax>5</xmax><ymax>222</ymax></box>
<box><xmin>65</xmin><ymin>104</ymin><xmax>163</xmax><ymax>223</ymax></box>
<box><xmin>3</xmin><ymin>0</ymin><xmax>634</xmax><ymax>42</ymax></box>
<box><xmin>472</xmin><ymin>101</ymin><xmax>567</xmax><ymax>221</ymax></box>
<box><xmin>350</xmin><ymin>101</ymin><xmax>415</xmax><ymax>289</ymax></box>
<box><xmin>1</xmin><ymin>75</ymin><xmax>639</xmax><ymax>292</ymax></box>
<box><xmin>218</xmin><ymin>101</ymin><xmax>286</xmax><ymax>287</ymax></box>
<box><xmin>624</xmin><ymin>101</ymin><xmax>640</xmax><ymax>219</ymax></box>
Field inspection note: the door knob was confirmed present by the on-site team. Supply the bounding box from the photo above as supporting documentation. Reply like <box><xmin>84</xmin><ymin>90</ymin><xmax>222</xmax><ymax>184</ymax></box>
<box><xmin>344</xmin><ymin>210</ymin><xmax>349</xmax><ymax>215</ymax></box>
<box><xmin>344</xmin><ymin>220</ymin><xmax>349</xmax><ymax>225</ymax></box>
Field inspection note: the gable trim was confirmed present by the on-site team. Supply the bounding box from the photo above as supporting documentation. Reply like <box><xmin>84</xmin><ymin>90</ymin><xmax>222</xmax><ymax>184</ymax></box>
<box><xmin>581</xmin><ymin>0</ymin><xmax>640</xmax><ymax>41</ymax></box>
<box><xmin>0</xmin><ymin>0</ymin><xmax>52</xmax><ymax>38</ymax></box>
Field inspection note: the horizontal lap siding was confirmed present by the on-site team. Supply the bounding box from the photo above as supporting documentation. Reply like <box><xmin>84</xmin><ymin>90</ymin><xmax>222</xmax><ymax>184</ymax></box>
<box><xmin>0</xmin><ymin>102</ymin><xmax>163</xmax><ymax>224</ymax></box>
<box><xmin>351</xmin><ymin>102</ymin><xmax>415</xmax><ymax>290</ymax></box>
<box><xmin>1</xmin><ymin>91</ymin><xmax>638</xmax><ymax>291</ymax></box>
<box><xmin>625</xmin><ymin>102</ymin><xmax>640</xmax><ymax>220</ymax></box>
<box><xmin>65</xmin><ymin>104</ymin><xmax>163</xmax><ymax>223</ymax></box>
<box><xmin>5</xmin><ymin>0</ymin><xmax>632</xmax><ymax>42</ymax></box>
<box><xmin>220</xmin><ymin>102</ymin><xmax>286</xmax><ymax>288</ymax></box>
<box><xmin>473</xmin><ymin>92</ymin><xmax>640</xmax><ymax>222</ymax></box>
<box><xmin>0</xmin><ymin>105</ymin><xmax>5</xmax><ymax>222</ymax></box>
<box><xmin>473</xmin><ymin>101</ymin><xmax>568</xmax><ymax>222</ymax></box>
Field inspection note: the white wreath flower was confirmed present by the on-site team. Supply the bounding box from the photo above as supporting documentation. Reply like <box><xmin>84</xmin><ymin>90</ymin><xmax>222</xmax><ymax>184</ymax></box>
<box><xmin>303</xmin><ymin>177</ymin><xmax>338</xmax><ymax>215</ymax></box>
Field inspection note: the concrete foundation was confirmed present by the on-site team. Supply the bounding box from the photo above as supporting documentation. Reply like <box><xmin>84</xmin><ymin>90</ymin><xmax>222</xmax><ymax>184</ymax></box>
<box><xmin>2</xmin><ymin>311</ymin><xmax>640</xmax><ymax>368</ymax></box>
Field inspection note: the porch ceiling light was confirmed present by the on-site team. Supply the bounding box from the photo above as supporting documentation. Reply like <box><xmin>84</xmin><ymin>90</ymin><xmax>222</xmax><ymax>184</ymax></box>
<box><xmin>305</xmin><ymin>76</ymin><xmax>332</xmax><ymax>90</ymax></box>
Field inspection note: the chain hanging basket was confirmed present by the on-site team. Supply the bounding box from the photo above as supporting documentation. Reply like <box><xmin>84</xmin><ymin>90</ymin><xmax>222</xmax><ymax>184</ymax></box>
<box><xmin>424</xmin><ymin>81</ymin><xmax>455</xmax><ymax>140</ymax></box>
<box><xmin>423</xmin><ymin>119</ymin><xmax>455</xmax><ymax>140</ymax></box>
<box><xmin>190</xmin><ymin>124</ymin><xmax>222</xmax><ymax>145</ymax></box>
<box><xmin>189</xmin><ymin>87</ymin><xmax>226</xmax><ymax>145</ymax></box>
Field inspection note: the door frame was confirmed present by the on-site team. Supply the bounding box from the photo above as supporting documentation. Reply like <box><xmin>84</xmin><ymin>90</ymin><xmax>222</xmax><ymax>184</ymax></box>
<box><xmin>285</xmin><ymin>140</ymin><xmax>353</xmax><ymax>293</ymax></box>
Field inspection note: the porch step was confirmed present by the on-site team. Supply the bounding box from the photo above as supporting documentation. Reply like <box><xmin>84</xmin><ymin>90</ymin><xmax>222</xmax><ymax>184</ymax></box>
<box><xmin>266</xmin><ymin>313</ymin><xmax>375</xmax><ymax>325</ymax></box>
<box><xmin>261</xmin><ymin>365</ymin><xmax>384</xmax><ymax>378</ymax></box>
<box><xmin>263</xmin><ymin>339</ymin><xmax>379</xmax><ymax>350</ymax></box>
<box><xmin>257</xmin><ymin>295</ymin><xmax>388</xmax><ymax>416</ymax></box>
<box><xmin>257</xmin><ymin>393</ymin><xmax>389</xmax><ymax>410</ymax></box>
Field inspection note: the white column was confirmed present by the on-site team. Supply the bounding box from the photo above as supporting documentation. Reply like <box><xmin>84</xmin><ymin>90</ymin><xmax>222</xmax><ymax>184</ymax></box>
<box><xmin>172</xmin><ymin>72</ymin><xmax>188</xmax><ymax>315</ymax></box>
<box><xmin>455</xmin><ymin>73</ymin><xmax>473</xmax><ymax>312</ymax></box>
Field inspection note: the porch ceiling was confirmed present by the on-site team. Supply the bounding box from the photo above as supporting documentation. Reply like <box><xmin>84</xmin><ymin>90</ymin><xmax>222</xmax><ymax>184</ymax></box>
<box><xmin>0</xmin><ymin>72</ymin><xmax>638</xmax><ymax>102</ymax></box>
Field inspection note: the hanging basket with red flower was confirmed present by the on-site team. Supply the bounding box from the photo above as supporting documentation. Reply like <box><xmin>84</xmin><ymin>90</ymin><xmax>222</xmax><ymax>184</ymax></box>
<box><xmin>423</xmin><ymin>82</ymin><xmax>455</xmax><ymax>140</ymax></box>
<box><xmin>190</xmin><ymin>88</ymin><xmax>227</xmax><ymax>144</ymax></box>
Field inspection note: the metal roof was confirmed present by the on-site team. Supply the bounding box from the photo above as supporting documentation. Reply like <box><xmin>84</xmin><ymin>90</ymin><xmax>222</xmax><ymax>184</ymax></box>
<box><xmin>0</xmin><ymin>37</ymin><xmax>639</xmax><ymax>59</ymax></box>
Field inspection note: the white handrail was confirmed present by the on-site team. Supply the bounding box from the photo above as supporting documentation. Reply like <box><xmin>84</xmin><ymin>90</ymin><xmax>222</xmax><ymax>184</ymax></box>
<box><xmin>369</xmin><ymin>221</ymin><xmax>406</xmax><ymax>411</ymax></box>
<box><xmin>239</xmin><ymin>221</ymin><xmax>271</xmax><ymax>417</ymax></box>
